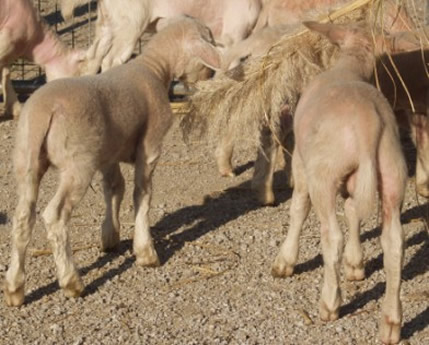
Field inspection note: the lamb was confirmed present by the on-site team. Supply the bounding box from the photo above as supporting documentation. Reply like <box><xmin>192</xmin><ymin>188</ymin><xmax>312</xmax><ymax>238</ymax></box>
<box><xmin>212</xmin><ymin>0</ymin><xmax>417</xmax><ymax>205</ymax></box>
<box><xmin>0</xmin><ymin>0</ymin><xmax>87</xmax><ymax>117</ymax></box>
<box><xmin>271</xmin><ymin>21</ymin><xmax>408</xmax><ymax>344</ymax></box>
<box><xmin>3</xmin><ymin>16</ymin><xmax>221</xmax><ymax>307</ymax></box>
<box><xmin>61</xmin><ymin>0</ymin><xmax>262</xmax><ymax>76</ymax></box>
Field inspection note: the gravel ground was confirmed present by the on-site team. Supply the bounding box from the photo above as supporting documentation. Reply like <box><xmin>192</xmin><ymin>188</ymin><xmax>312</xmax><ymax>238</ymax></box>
<box><xmin>1</xmin><ymin>1</ymin><xmax>428</xmax><ymax>345</ymax></box>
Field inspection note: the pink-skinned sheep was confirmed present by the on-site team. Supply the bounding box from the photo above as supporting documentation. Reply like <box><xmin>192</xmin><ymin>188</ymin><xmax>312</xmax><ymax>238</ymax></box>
<box><xmin>213</xmin><ymin>0</ymin><xmax>418</xmax><ymax>205</ymax></box>
<box><xmin>0</xmin><ymin>0</ymin><xmax>87</xmax><ymax>117</ymax></box>
<box><xmin>272</xmin><ymin>21</ymin><xmax>410</xmax><ymax>345</ymax></box>
<box><xmin>61</xmin><ymin>0</ymin><xmax>262</xmax><ymax>78</ymax></box>
<box><xmin>3</xmin><ymin>17</ymin><xmax>221</xmax><ymax>307</ymax></box>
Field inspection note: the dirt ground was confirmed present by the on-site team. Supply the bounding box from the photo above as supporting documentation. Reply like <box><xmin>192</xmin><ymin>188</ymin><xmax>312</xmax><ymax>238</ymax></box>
<box><xmin>0</xmin><ymin>1</ymin><xmax>428</xmax><ymax>345</ymax></box>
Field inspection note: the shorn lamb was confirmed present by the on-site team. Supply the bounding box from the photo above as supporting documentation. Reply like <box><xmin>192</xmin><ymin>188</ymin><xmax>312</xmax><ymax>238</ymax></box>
<box><xmin>3</xmin><ymin>17</ymin><xmax>221</xmax><ymax>307</ymax></box>
<box><xmin>271</xmin><ymin>21</ymin><xmax>409</xmax><ymax>344</ymax></box>
<box><xmin>211</xmin><ymin>0</ymin><xmax>417</xmax><ymax>205</ymax></box>
<box><xmin>0</xmin><ymin>0</ymin><xmax>87</xmax><ymax>117</ymax></box>
<box><xmin>61</xmin><ymin>0</ymin><xmax>262</xmax><ymax>76</ymax></box>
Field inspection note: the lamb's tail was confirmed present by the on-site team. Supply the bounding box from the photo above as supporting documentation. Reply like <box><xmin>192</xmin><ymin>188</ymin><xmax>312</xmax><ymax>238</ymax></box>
<box><xmin>60</xmin><ymin>0</ymin><xmax>92</xmax><ymax>21</ymax></box>
<box><xmin>13</xmin><ymin>101</ymin><xmax>54</xmax><ymax>186</ymax></box>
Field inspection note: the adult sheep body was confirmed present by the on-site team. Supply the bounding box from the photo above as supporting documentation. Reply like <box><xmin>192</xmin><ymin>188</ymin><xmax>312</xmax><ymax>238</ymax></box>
<box><xmin>61</xmin><ymin>0</ymin><xmax>262</xmax><ymax>76</ymax></box>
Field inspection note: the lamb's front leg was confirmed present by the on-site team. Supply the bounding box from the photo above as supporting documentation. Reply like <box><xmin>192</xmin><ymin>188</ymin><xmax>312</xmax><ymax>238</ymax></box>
<box><xmin>133</xmin><ymin>145</ymin><xmax>160</xmax><ymax>267</ymax></box>
<box><xmin>101</xmin><ymin>164</ymin><xmax>125</xmax><ymax>252</ymax></box>
<box><xmin>272</xmin><ymin>153</ymin><xmax>310</xmax><ymax>277</ymax></box>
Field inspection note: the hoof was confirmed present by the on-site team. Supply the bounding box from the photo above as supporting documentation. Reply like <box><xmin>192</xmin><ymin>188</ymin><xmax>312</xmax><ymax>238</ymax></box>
<box><xmin>62</xmin><ymin>275</ymin><xmax>84</xmax><ymax>298</ymax></box>
<box><xmin>344</xmin><ymin>261</ymin><xmax>365</xmax><ymax>281</ymax></box>
<box><xmin>252</xmin><ymin>185</ymin><xmax>275</xmax><ymax>206</ymax></box>
<box><xmin>101</xmin><ymin>233</ymin><xmax>120</xmax><ymax>252</ymax></box>
<box><xmin>380</xmin><ymin>314</ymin><xmax>401</xmax><ymax>344</ymax></box>
<box><xmin>219</xmin><ymin>169</ymin><xmax>236</xmax><ymax>178</ymax></box>
<box><xmin>135</xmin><ymin>246</ymin><xmax>160</xmax><ymax>267</ymax></box>
<box><xmin>271</xmin><ymin>256</ymin><xmax>294</xmax><ymax>278</ymax></box>
<box><xmin>320</xmin><ymin>301</ymin><xmax>339</xmax><ymax>321</ymax></box>
<box><xmin>3</xmin><ymin>283</ymin><xmax>25</xmax><ymax>307</ymax></box>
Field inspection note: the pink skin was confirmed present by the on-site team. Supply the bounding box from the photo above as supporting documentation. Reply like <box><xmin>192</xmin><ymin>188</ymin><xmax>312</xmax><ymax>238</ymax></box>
<box><xmin>0</xmin><ymin>0</ymin><xmax>85</xmax><ymax>117</ymax></box>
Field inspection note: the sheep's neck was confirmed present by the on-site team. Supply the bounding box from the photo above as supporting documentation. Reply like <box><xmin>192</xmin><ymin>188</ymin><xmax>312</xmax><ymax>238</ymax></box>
<box><xmin>140</xmin><ymin>51</ymin><xmax>174</xmax><ymax>88</ymax></box>
<box><xmin>333</xmin><ymin>51</ymin><xmax>375</xmax><ymax>82</ymax></box>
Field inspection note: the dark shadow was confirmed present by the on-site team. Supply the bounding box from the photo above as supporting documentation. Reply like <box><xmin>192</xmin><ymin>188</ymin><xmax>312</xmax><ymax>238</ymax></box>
<box><xmin>340</xmin><ymin>281</ymin><xmax>386</xmax><ymax>318</ymax></box>
<box><xmin>24</xmin><ymin>239</ymin><xmax>132</xmax><ymax>304</ymax></box>
<box><xmin>0</xmin><ymin>212</ymin><xmax>9</xmax><ymax>225</ymax></box>
<box><xmin>151</xmin><ymin>178</ymin><xmax>293</xmax><ymax>265</ymax></box>
<box><xmin>233</xmin><ymin>161</ymin><xmax>254</xmax><ymax>176</ymax></box>
<box><xmin>402</xmin><ymin>306</ymin><xmax>429</xmax><ymax>340</ymax></box>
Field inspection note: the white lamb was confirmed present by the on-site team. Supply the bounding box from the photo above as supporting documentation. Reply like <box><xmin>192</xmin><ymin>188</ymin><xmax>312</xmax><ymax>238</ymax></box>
<box><xmin>3</xmin><ymin>16</ymin><xmax>221</xmax><ymax>307</ymax></box>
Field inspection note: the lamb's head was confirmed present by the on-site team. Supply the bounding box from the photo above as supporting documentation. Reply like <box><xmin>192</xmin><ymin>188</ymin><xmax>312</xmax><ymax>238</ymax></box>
<box><xmin>156</xmin><ymin>16</ymin><xmax>222</xmax><ymax>83</ymax></box>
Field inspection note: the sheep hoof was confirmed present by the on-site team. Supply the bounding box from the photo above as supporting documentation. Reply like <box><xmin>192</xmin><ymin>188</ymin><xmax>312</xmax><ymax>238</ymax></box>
<box><xmin>219</xmin><ymin>169</ymin><xmax>236</xmax><ymax>178</ymax></box>
<box><xmin>271</xmin><ymin>257</ymin><xmax>294</xmax><ymax>278</ymax></box>
<box><xmin>380</xmin><ymin>314</ymin><xmax>401</xmax><ymax>344</ymax></box>
<box><xmin>251</xmin><ymin>183</ymin><xmax>275</xmax><ymax>206</ymax></box>
<box><xmin>62</xmin><ymin>276</ymin><xmax>84</xmax><ymax>298</ymax></box>
<box><xmin>320</xmin><ymin>301</ymin><xmax>339</xmax><ymax>321</ymax></box>
<box><xmin>344</xmin><ymin>261</ymin><xmax>365</xmax><ymax>281</ymax></box>
<box><xmin>135</xmin><ymin>247</ymin><xmax>160</xmax><ymax>267</ymax></box>
<box><xmin>101</xmin><ymin>233</ymin><xmax>120</xmax><ymax>252</ymax></box>
<box><xmin>3</xmin><ymin>284</ymin><xmax>25</xmax><ymax>307</ymax></box>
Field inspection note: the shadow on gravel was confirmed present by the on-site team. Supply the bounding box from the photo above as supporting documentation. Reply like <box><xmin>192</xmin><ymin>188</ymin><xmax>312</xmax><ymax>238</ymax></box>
<box><xmin>153</xmin><ymin>173</ymin><xmax>293</xmax><ymax>265</ymax></box>
<box><xmin>23</xmin><ymin>170</ymin><xmax>293</xmax><ymax>304</ymax></box>
<box><xmin>24</xmin><ymin>240</ymin><xmax>134</xmax><ymax>304</ymax></box>
<box><xmin>0</xmin><ymin>212</ymin><xmax>8</xmax><ymax>225</ymax></box>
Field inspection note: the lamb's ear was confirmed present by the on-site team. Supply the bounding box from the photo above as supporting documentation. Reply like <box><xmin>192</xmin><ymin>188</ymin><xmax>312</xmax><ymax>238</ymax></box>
<box><xmin>303</xmin><ymin>21</ymin><xmax>347</xmax><ymax>46</ymax></box>
<box><xmin>192</xmin><ymin>39</ymin><xmax>222</xmax><ymax>71</ymax></box>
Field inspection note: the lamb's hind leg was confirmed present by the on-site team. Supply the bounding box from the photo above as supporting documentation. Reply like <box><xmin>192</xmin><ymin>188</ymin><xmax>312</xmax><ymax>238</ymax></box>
<box><xmin>4</xmin><ymin>162</ymin><xmax>47</xmax><ymax>306</ymax></box>
<box><xmin>343</xmin><ymin>197</ymin><xmax>365</xmax><ymax>281</ymax></box>
<box><xmin>42</xmin><ymin>167</ymin><xmax>95</xmax><ymax>298</ymax></box>
<box><xmin>311</xmin><ymin>182</ymin><xmax>343</xmax><ymax>321</ymax></box>
<box><xmin>378</xmin><ymin>139</ymin><xmax>407</xmax><ymax>345</ymax></box>
<box><xmin>101</xmin><ymin>164</ymin><xmax>125</xmax><ymax>252</ymax></box>
<box><xmin>133</xmin><ymin>143</ymin><xmax>161</xmax><ymax>267</ymax></box>
<box><xmin>272</xmin><ymin>152</ymin><xmax>310</xmax><ymax>277</ymax></box>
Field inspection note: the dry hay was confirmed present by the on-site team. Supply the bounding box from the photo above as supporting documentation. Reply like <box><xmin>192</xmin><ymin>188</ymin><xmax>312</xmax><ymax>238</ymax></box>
<box><xmin>181</xmin><ymin>0</ymin><xmax>425</xmax><ymax>146</ymax></box>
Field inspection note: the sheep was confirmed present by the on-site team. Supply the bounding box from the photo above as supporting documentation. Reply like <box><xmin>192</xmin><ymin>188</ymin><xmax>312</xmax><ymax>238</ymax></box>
<box><xmin>3</xmin><ymin>16</ymin><xmax>221</xmax><ymax>307</ymax></box>
<box><xmin>0</xmin><ymin>0</ymin><xmax>87</xmax><ymax>118</ymax></box>
<box><xmin>211</xmin><ymin>0</ymin><xmax>418</xmax><ymax>205</ymax></box>
<box><xmin>61</xmin><ymin>0</ymin><xmax>262</xmax><ymax>76</ymax></box>
<box><xmin>271</xmin><ymin>21</ymin><xmax>409</xmax><ymax>344</ymax></box>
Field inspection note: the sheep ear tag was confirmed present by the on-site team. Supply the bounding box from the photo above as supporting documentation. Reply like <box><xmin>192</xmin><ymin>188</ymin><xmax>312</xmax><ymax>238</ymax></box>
<box><xmin>192</xmin><ymin>39</ymin><xmax>222</xmax><ymax>71</ymax></box>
